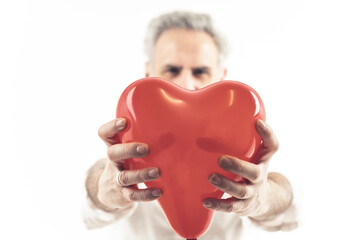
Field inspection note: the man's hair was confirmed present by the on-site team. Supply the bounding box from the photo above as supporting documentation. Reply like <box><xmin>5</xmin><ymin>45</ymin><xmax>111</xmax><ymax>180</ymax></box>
<box><xmin>144</xmin><ymin>11</ymin><xmax>228</xmax><ymax>66</ymax></box>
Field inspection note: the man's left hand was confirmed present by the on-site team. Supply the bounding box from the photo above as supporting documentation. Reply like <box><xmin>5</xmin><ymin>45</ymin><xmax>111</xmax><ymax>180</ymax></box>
<box><xmin>202</xmin><ymin>119</ymin><xmax>281</xmax><ymax>218</ymax></box>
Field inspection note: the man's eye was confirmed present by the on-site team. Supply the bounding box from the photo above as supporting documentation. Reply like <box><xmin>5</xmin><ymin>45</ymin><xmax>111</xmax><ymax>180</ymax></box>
<box><xmin>167</xmin><ymin>67</ymin><xmax>180</xmax><ymax>75</ymax></box>
<box><xmin>193</xmin><ymin>68</ymin><xmax>208</xmax><ymax>76</ymax></box>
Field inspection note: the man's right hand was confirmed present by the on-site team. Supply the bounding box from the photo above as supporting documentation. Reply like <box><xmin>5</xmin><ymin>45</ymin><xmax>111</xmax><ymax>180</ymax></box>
<box><xmin>96</xmin><ymin>118</ymin><xmax>162</xmax><ymax>211</ymax></box>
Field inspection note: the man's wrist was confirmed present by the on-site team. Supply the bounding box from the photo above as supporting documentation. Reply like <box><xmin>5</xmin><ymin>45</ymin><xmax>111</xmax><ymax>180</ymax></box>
<box><xmin>248</xmin><ymin>178</ymin><xmax>298</xmax><ymax>232</ymax></box>
<box><xmin>250</xmin><ymin>172</ymin><xmax>293</xmax><ymax>222</ymax></box>
<box><xmin>85</xmin><ymin>159</ymin><xmax>118</xmax><ymax>213</ymax></box>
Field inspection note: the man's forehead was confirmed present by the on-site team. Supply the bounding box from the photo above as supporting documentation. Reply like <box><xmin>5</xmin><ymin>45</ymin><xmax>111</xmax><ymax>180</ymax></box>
<box><xmin>153</xmin><ymin>29</ymin><xmax>219</xmax><ymax>67</ymax></box>
<box><xmin>155</xmin><ymin>29</ymin><xmax>218</xmax><ymax>52</ymax></box>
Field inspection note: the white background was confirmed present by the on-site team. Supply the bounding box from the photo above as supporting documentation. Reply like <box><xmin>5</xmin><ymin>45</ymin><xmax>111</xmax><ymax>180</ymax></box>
<box><xmin>2</xmin><ymin>0</ymin><xmax>360</xmax><ymax>239</ymax></box>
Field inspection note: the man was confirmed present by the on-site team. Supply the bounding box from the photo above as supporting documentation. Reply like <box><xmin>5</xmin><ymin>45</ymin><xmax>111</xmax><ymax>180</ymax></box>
<box><xmin>84</xmin><ymin>11</ymin><xmax>297</xmax><ymax>239</ymax></box>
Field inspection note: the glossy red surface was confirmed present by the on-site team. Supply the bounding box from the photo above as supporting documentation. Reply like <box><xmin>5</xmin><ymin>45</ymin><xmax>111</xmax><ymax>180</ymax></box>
<box><xmin>116</xmin><ymin>77</ymin><xmax>265</xmax><ymax>239</ymax></box>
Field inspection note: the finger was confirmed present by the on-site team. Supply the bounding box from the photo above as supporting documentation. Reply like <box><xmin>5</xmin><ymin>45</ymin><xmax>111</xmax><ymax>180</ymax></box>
<box><xmin>208</xmin><ymin>173</ymin><xmax>254</xmax><ymax>199</ymax></box>
<box><xmin>218</xmin><ymin>155</ymin><xmax>264</xmax><ymax>183</ymax></box>
<box><xmin>202</xmin><ymin>197</ymin><xmax>249</xmax><ymax>213</ymax></box>
<box><xmin>117</xmin><ymin>167</ymin><xmax>160</xmax><ymax>186</ymax></box>
<box><xmin>122</xmin><ymin>187</ymin><xmax>162</xmax><ymax>202</ymax></box>
<box><xmin>98</xmin><ymin>118</ymin><xmax>127</xmax><ymax>146</ymax></box>
<box><xmin>108</xmin><ymin>142</ymin><xmax>149</xmax><ymax>164</ymax></box>
<box><xmin>255</xmin><ymin>120</ymin><xmax>280</xmax><ymax>161</ymax></box>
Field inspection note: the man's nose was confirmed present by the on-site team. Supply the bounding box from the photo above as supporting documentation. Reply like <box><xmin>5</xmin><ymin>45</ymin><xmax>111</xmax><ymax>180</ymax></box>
<box><xmin>177</xmin><ymin>72</ymin><xmax>197</xmax><ymax>90</ymax></box>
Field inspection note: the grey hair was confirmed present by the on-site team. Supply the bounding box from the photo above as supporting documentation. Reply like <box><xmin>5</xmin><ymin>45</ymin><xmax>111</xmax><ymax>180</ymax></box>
<box><xmin>144</xmin><ymin>11</ymin><xmax>229</xmax><ymax>66</ymax></box>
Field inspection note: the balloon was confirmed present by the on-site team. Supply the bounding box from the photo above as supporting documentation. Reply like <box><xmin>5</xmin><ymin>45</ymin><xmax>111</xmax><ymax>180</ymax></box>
<box><xmin>116</xmin><ymin>77</ymin><xmax>265</xmax><ymax>239</ymax></box>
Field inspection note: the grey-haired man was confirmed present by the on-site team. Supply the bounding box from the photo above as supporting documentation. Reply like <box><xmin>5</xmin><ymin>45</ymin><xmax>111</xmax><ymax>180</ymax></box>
<box><xmin>84</xmin><ymin>11</ymin><xmax>297</xmax><ymax>239</ymax></box>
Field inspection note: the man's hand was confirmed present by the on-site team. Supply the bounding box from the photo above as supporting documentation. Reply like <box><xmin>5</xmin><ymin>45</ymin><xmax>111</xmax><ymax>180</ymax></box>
<box><xmin>86</xmin><ymin>118</ymin><xmax>162</xmax><ymax>212</ymax></box>
<box><xmin>202</xmin><ymin>120</ymin><xmax>293</xmax><ymax>221</ymax></box>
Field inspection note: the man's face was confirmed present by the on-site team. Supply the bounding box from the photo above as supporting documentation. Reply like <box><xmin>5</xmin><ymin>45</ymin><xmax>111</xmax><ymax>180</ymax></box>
<box><xmin>146</xmin><ymin>29</ymin><xmax>227</xmax><ymax>90</ymax></box>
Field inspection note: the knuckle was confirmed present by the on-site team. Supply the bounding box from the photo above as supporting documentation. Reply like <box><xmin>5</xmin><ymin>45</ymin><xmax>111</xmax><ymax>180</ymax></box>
<box><xmin>121</xmin><ymin>145</ymin><xmax>132</xmax><ymax>157</ymax></box>
<box><xmin>141</xmin><ymin>190</ymin><xmax>151</xmax><ymax>201</ymax></box>
<box><xmin>108</xmin><ymin>144</ymin><xmax>137</xmax><ymax>161</ymax></box>
<box><xmin>123</xmin><ymin>144</ymin><xmax>137</xmax><ymax>157</ymax></box>
<box><xmin>128</xmin><ymin>191</ymin><xmax>136</xmax><ymax>201</ymax></box>
<box><xmin>119</xmin><ymin>171</ymin><xmax>129</xmax><ymax>186</ymax></box>
<box><xmin>238</xmin><ymin>187</ymin><xmax>247</xmax><ymax>199</ymax></box>
<box><xmin>98</xmin><ymin>120</ymin><xmax>114</xmax><ymax>139</ymax></box>
<box><xmin>222</xmin><ymin>180</ymin><xmax>232</xmax><ymax>192</ymax></box>
<box><xmin>135</xmin><ymin>190</ymin><xmax>146</xmax><ymax>201</ymax></box>
<box><xmin>236</xmin><ymin>162</ymin><xmax>244</xmax><ymax>174</ymax></box>
<box><xmin>252</xmin><ymin>167</ymin><xmax>261</xmax><ymax>182</ymax></box>
<box><xmin>130</xmin><ymin>190</ymin><xmax>152</xmax><ymax>202</ymax></box>
<box><xmin>212</xmin><ymin>201</ymin><xmax>220</xmax><ymax>211</ymax></box>
<box><xmin>107</xmin><ymin>145</ymin><xmax>115</xmax><ymax>160</ymax></box>
<box><xmin>137</xmin><ymin>169</ymin><xmax>148</xmax><ymax>182</ymax></box>
<box><xmin>107</xmin><ymin>145</ymin><xmax>124</xmax><ymax>162</ymax></box>
<box><xmin>224</xmin><ymin>203</ymin><xmax>234</xmax><ymax>213</ymax></box>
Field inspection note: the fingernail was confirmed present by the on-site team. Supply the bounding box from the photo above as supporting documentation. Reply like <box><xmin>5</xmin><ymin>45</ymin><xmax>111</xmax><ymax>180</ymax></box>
<box><xmin>116</xmin><ymin>119</ymin><xmax>125</xmax><ymax>128</ymax></box>
<box><xmin>202</xmin><ymin>200</ymin><xmax>213</xmax><ymax>208</ymax></box>
<box><xmin>219</xmin><ymin>156</ymin><xmax>232</xmax><ymax>168</ymax></box>
<box><xmin>148</xmin><ymin>168</ymin><xmax>159</xmax><ymax>178</ymax></box>
<box><xmin>151</xmin><ymin>189</ymin><xmax>162</xmax><ymax>197</ymax></box>
<box><xmin>136</xmin><ymin>145</ymin><xmax>148</xmax><ymax>155</ymax></box>
<box><xmin>256</xmin><ymin>119</ymin><xmax>266</xmax><ymax>130</ymax></box>
<box><xmin>209</xmin><ymin>174</ymin><xmax>221</xmax><ymax>185</ymax></box>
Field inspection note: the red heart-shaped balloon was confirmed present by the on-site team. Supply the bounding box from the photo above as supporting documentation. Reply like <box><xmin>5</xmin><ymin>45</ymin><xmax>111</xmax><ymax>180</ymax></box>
<box><xmin>116</xmin><ymin>77</ymin><xmax>265</xmax><ymax>239</ymax></box>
